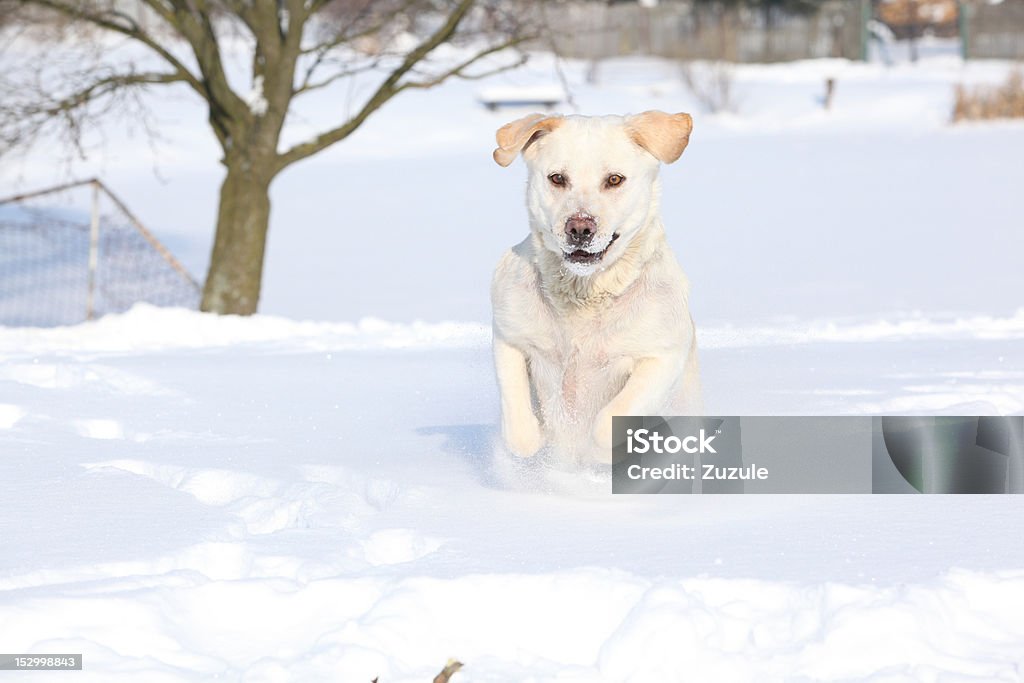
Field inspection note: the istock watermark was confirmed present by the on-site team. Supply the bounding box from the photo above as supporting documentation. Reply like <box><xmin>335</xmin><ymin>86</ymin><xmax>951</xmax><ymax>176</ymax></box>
<box><xmin>625</xmin><ymin>427</ymin><xmax>719</xmax><ymax>454</ymax></box>
<box><xmin>611</xmin><ymin>416</ymin><xmax>1024</xmax><ymax>494</ymax></box>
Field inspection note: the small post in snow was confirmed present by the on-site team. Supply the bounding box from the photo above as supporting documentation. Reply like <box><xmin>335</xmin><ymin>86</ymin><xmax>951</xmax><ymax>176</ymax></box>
<box><xmin>957</xmin><ymin>1</ymin><xmax>969</xmax><ymax>61</ymax></box>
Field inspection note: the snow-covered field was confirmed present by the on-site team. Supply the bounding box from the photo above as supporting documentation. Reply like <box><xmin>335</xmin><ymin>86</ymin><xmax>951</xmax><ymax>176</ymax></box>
<box><xmin>3</xmin><ymin>308</ymin><xmax>1024</xmax><ymax>681</ymax></box>
<box><xmin>2</xmin><ymin>34</ymin><xmax>1024</xmax><ymax>682</ymax></box>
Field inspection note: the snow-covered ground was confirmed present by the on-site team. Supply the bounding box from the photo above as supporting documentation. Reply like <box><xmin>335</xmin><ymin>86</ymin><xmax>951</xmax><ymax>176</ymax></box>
<box><xmin>2</xmin><ymin>32</ymin><xmax>1024</xmax><ymax>682</ymax></box>
<box><xmin>3</xmin><ymin>307</ymin><xmax>1024</xmax><ymax>680</ymax></box>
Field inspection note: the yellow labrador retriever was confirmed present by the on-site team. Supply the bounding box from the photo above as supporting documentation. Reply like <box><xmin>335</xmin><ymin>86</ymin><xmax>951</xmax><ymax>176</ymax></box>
<box><xmin>491</xmin><ymin>111</ymin><xmax>703</xmax><ymax>464</ymax></box>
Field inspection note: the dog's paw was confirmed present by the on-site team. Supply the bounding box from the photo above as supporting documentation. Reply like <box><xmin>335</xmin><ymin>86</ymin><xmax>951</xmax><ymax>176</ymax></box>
<box><xmin>503</xmin><ymin>414</ymin><xmax>544</xmax><ymax>458</ymax></box>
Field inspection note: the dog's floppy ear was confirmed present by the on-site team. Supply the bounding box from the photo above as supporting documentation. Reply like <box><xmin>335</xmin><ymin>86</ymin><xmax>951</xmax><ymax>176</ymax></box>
<box><xmin>492</xmin><ymin>113</ymin><xmax>563</xmax><ymax>167</ymax></box>
<box><xmin>626</xmin><ymin>111</ymin><xmax>693</xmax><ymax>164</ymax></box>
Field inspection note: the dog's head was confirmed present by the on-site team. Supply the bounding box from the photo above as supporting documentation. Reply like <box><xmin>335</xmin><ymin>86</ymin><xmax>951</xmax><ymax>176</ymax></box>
<box><xmin>493</xmin><ymin>111</ymin><xmax>692</xmax><ymax>276</ymax></box>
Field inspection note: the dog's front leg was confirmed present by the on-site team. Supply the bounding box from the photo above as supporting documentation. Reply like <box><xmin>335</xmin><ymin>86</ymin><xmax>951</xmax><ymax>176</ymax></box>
<box><xmin>494</xmin><ymin>336</ymin><xmax>544</xmax><ymax>457</ymax></box>
<box><xmin>593</xmin><ymin>354</ymin><xmax>682</xmax><ymax>458</ymax></box>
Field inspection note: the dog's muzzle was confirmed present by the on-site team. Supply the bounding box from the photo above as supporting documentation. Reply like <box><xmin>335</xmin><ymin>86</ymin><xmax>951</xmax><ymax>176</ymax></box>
<box><xmin>563</xmin><ymin>231</ymin><xmax>620</xmax><ymax>266</ymax></box>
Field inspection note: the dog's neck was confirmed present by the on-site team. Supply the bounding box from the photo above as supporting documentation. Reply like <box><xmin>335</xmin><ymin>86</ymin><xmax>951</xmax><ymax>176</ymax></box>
<box><xmin>531</xmin><ymin>217</ymin><xmax>665</xmax><ymax>311</ymax></box>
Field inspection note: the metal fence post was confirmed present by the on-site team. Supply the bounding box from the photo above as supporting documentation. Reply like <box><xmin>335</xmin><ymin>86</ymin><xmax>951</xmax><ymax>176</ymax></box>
<box><xmin>86</xmin><ymin>180</ymin><xmax>100</xmax><ymax>320</ymax></box>
<box><xmin>0</xmin><ymin>178</ymin><xmax>201</xmax><ymax>327</ymax></box>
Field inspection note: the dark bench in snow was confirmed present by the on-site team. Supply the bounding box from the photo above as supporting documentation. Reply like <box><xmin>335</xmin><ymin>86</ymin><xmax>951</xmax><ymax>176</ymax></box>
<box><xmin>478</xmin><ymin>86</ymin><xmax>566</xmax><ymax>111</ymax></box>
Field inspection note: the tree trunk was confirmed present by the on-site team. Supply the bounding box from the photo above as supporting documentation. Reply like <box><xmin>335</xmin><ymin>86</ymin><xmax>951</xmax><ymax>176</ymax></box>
<box><xmin>200</xmin><ymin>162</ymin><xmax>273</xmax><ymax>315</ymax></box>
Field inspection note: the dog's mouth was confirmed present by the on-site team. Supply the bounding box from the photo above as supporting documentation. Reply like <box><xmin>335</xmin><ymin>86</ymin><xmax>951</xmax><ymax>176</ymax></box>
<box><xmin>563</xmin><ymin>233</ymin><xmax>619</xmax><ymax>266</ymax></box>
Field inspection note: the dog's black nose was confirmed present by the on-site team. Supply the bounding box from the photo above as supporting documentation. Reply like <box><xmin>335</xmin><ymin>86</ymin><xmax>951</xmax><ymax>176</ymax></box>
<box><xmin>565</xmin><ymin>215</ymin><xmax>596</xmax><ymax>247</ymax></box>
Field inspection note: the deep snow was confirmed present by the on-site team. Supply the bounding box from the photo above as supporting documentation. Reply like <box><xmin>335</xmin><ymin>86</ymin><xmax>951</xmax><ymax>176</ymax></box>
<box><xmin>2</xmin><ymin>307</ymin><xmax>1024</xmax><ymax>681</ymax></box>
<box><xmin>1</xmin><ymin>28</ymin><xmax>1024</xmax><ymax>683</ymax></box>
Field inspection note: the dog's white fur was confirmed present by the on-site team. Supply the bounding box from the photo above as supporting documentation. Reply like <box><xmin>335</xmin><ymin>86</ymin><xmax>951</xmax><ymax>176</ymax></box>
<box><xmin>491</xmin><ymin>111</ymin><xmax>702</xmax><ymax>463</ymax></box>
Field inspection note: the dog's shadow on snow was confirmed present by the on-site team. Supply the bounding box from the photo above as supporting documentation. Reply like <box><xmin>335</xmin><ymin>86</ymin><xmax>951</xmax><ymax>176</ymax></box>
<box><xmin>415</xmin><ymin>423</ymin><xmax>510</xmax><ymax>489</ymax></box>
<box><xmin>416</xmin><ymin>424</ymin><xmax>591</xmax><ymax>494</ymax></box>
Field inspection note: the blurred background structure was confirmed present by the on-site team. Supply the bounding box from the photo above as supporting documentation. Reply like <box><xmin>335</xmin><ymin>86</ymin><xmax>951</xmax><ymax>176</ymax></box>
<box><xmin>541</xmin><ymin>0</ymin><xmax>1024</xmax><ymax>63</ymax></box>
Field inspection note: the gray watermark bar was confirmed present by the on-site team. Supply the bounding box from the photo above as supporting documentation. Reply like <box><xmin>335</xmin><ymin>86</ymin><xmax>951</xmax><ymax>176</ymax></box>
<box><xmin>0</xmin><ymin>654</ymin><xmax>82</xmax><ymax>670</ymax></box>
<box><xmin>611</xmin><ymin>416</ymin><xmax>1024</xmax><ymax>494</ymax></box>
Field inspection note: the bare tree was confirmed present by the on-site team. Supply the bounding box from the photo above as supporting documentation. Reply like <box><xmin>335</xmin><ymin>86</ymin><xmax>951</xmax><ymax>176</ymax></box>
<box><xmin>681</xmin><ymin>61</ymin><xmax>737</xmax><ymax>114</ymax></box>
<box><xmin>0</xmin><ymin>0</ymin><xmax>534</xmax><ymax>314</ymax></box>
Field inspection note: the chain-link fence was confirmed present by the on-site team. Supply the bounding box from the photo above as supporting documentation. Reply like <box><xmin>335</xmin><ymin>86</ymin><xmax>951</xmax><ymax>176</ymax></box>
<box><xmin>0</xmin><ymin>179</ymin><xmax>201</xmax><ymax>327</ymax></box>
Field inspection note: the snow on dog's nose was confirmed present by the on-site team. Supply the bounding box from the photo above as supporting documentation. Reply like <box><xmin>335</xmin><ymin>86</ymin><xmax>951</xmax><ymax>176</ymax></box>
<box><xmin>564</xmin><ymin>212</ymin><xmax>596</xmax><ymax>248</ymax></box>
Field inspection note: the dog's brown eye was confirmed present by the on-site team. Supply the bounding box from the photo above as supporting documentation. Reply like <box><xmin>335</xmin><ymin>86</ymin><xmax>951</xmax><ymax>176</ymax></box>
<box><xmin>548</xmin><ymin>173</ymin><xmax>566</xmax><ymax>187</ymax></box>
<box><xmin>606</xmin><ymin>174</ymin><xmax>625</xmax><ymax>188</ymax></box>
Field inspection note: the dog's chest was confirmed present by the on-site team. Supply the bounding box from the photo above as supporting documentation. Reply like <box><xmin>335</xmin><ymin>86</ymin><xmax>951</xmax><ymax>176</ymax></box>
<box><xmin>556</xmin><ymin>331</ymin><xmax>614</xmax><ymax>410</ymax></box>
<box><xmin>522</xmin><ymin>305</ymin><xmax>620</xmax><ymax>362</ymax></box>
<box><xmin>528</xmin><ymin>309</ymin><xmax>637</xmax><ymax>407</ymax></box>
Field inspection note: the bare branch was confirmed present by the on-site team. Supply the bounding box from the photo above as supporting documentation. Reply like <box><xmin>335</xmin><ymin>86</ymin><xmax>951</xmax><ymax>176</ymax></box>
<box><xmin>300</xmin><ymin>0</ymin><xmax>419</xmax><ymax>55</ymax></box>
<box><xmin>293</xmin><ymin>59</ymin><xmax>384</xmax><ymax>96</ymax></box>
<box><xmin>47</xmin><ymin>71</ymin><xmax>188</xmax><ymax>111</ymax></box>
<box><xmin>305</xmin><ymin>0</ymin><xmax>336</xmax><ymax>15</ymax></box>
<box><xmin>217</xmin><ymin>0</ymin><xmax>260</xmax><ymax>35</ymax></box>
<box><xmin>275</xmin><ymin>0</ymin><xmax>479</xmax><ymax>170</ymax></box>
<box><xmin>398</xmin><ymin>39</ymin><xmax>530</xmax><ymax>92</ymax></box>
<box><xmin>0</xmin><ymin>67</ymin><xmax>185</xmax><ymax>157</ymax></box>
<box><xmin>136</xmin><ymin>0</ymin><xmax>178</xmax><ymax>27</ymax></box>
<box><xmin>23</xmin><ymin>0</ymin><xmax>204</xmax><ymax>96</ymax></box>
<box><xmin>150</xmin><ymin>0</ymin><xmax>255</xmax><ymax>145</ymax></box>
<box><xmin>294</xmin><ymin>8</ymin><xmax>407</xmax><ymax>96</ymax></box>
